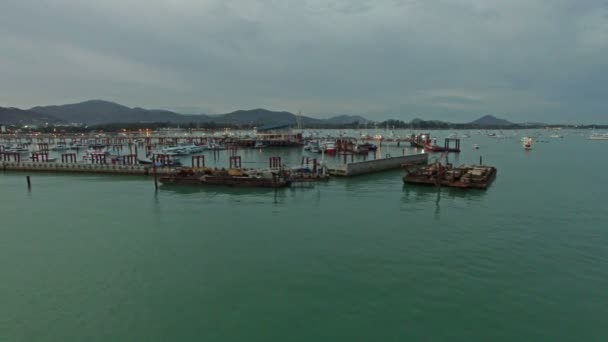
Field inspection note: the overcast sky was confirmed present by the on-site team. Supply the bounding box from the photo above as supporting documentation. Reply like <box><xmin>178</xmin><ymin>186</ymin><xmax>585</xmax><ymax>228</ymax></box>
<box><xmin>1</xmin><ymin>0</ymin><xmax>607</xmax><ymax>123</ymax></box>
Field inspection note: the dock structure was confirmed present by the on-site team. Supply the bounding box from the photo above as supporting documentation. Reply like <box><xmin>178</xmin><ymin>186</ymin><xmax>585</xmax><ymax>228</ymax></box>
<box><xmin>328</xmin><ymin>153</ymin><xmax>428</xmax><ymax>176</ymax></box>
<box><xmin>1</xmin><ymin>161</ymin><xmax>178</xmax><ymax>175</ymax></box>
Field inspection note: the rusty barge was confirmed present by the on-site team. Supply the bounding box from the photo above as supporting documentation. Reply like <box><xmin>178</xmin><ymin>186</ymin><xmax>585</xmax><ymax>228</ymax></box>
<box><xmin>403</xmin><ymin>161</ymin><xmax>497</xmax><ymax>189</ymax></box>
<box><xmin>159</xmin><ymin>168</ymin><xmax>291</xmax><ymax>188</ymax></box>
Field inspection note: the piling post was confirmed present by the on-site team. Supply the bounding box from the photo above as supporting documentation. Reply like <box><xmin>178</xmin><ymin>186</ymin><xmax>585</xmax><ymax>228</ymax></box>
<box><xmin>152</xmin><ymin>155</ymin><xmax>158</xmax><ymax>190</ymax></box>
<box><xmin>479</xmin><ymin>156</ymin><xmax>482</xmax><ymax>165</ymax></box>
<box><xmin>26</xmin><ymin>176</ymin><xmax>31</xmax><ymax>189</ymax></box>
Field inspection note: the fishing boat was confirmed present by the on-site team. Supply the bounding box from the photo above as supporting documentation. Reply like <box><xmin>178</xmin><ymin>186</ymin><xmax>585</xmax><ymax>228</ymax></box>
<box><xmin>473</xmin><ymin>144</ymin><xmax>480</xmax><ymax>149</ymax></box>
<box><xmin>322</xmin><ymin>141</ymin><xmax>337</xmax><ymax>154</ymax></box>
<box><xmin>410</xmin><ymin>133</ymin><xmax>431</xmax><ymax>148</ymax></box>
<box><xmin>355</xmin><ymin>142</ymin><xmax>378</xmax><ymax>153</ymax></box>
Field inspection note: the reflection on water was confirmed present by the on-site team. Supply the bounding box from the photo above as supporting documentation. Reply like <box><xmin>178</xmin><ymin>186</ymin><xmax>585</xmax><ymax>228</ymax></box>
<box><xmin>402</xmin><ymin>184</ymin><xmax>488</xmax><ymax>202</ymax></box>
<box><xmin>158</xmin><ymin>184</ymin><xmax>285</xmax><ymax>196</ymax></box>
<box><xmin>401</xmin><ymin>184</ymin><xmax>488</xmax><ymax>218</ymax></box>
<box><xmin>435</xmin><ymin>188</ymin><xmax>441</xmax><ymax>219</ymax></box>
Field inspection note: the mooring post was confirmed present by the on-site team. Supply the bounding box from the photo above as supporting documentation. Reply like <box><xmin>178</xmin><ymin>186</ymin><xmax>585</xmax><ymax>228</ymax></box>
<box><xmin>26</xmin><ymin>176</ymin><xmax>31</xmax><ymax>189</ymax></box>
<box><xmin>479</xmin><ymin>156</ymin><xmax>482</xmax><ymax>165</ymax></box>
<box><xmin>152</xmin><ymin>155</ymin><xmax>158</xmax><ymax>190</ymax></box>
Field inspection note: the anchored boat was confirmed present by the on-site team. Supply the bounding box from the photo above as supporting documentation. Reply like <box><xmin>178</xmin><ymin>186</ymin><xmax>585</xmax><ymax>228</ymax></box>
<box><xmin>523</xmin><ymin>137</ymin><xmax>533</xmax><ymax>150</ymax></box>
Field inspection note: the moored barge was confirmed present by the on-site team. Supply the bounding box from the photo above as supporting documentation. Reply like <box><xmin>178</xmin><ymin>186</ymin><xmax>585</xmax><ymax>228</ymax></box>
<box><xmin>403</xmin><ymin>162</ymin><xmax>497</xmax><ymax>189</ymax></box>
<box><xmin>159</xmin><ymin>168</ymin><xmax>291</xmax><ymax>188</ymax></box>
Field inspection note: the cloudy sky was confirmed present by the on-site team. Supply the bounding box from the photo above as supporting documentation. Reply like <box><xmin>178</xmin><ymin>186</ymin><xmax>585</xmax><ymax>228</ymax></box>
<box><xmin>1</xmin><ymin>0</ymin><xmax>607</xmax><ymax>123</ymax></box>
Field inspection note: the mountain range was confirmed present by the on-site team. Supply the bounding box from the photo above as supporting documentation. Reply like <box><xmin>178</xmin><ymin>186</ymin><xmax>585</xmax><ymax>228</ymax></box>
<box><xmin>0</xmin><ymin>107</ymin><xmax>66</xmax><ymax>126</ymax></box>
<box><xmin>0</xmin><ymin>99</ymin><xmax>513</xmax><ymax>128</ymax></box>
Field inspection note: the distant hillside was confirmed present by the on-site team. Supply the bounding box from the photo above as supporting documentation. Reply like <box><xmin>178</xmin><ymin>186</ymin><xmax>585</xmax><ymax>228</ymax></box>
<box><xmin>213</xmin><ymin>108</ymin><xmax>311</xmax><ymax>126</ymax></box>
<box><xmin>470</xmin><ymin>115</ymin><xmax>513</xmax><ymax>127</ymax></box>
<box><xmin>324</xmin><ymin>115</ymin><xmax>370</xmax><ymax>125</ymax></box>
<box><xmin>0</xmin><ymin>107</ymin><xmax>65</xmax><ymax>125</ymax></box>
<box><xmin>1</xmin><ymin>99</ymin><xmax>378</xmax><ymax>128</ymax></box>
<box><xmin>30</xmin><ymin>100</ymin><xmax>205</xmax><ymax>125</ymax></box>
<box><xmin>23</xmin><ymin>100</ymin><xmax>363</xmax><ymax>127</ymax></box>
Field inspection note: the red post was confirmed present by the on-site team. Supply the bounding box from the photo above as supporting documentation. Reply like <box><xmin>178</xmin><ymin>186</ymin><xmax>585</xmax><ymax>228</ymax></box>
<box><xmin>229</xmin><ymin>156</ymin><xmax>241</xmax><ymax>168</ymax></box>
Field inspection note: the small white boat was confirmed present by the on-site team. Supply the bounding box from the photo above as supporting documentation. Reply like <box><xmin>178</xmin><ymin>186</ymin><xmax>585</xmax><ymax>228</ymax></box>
<box><xmin>138</xmin><ymin>157</ymin><xmax>153</xmax><ymax>165</ymax></box>
<box><xmin>523</xmin><ymin>137</ymin><xmax>533</xmax><ymax>150</ymax></box>
<box><xmin>180</xmin><ymin>144</ymin><xmax>204</xmax><ymax>154</ymax></box>
<box><xmin>5</xmin><ymin>145</ymin><xmax>30</xmax><ymax>154</ymax></box>
<box><xmin>473</xmin><ymin>144</ymin><xmax>480</xmax><ymax>149</ymax></box>
<box><xmin>50</xmin><ymin>144</ymin><xmax>70</xmax><ymax>151</ymax></box>
<box><xmin>158</xmin><ymin>146</ymin><xmax>188</xmax><ymax>156</ymax></box>
<box><xmin>254</xmin><ymin>141</ymin><xmax>267</xmax><ymax>149</ymax></box>
<box><xmin>309</xmin><ymin>141</ymin><xmax>321</xmax><ymax>153</ymax></box>
<box><xmin>589</xmin><ymin>133</ymin><xmax>608</xmax><ymax>140</ymax></box>
<box><xmin>69</xmin><ymin>143</ymin><xmax>86</xmax><ymax>149</ymax></box>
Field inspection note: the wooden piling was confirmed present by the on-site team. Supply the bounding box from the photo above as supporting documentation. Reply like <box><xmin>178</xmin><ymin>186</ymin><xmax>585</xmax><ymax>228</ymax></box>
<box><xmin>152</xmin><ymin>156</ymin><xmax>158</xmax><ymax>190</ymax></box>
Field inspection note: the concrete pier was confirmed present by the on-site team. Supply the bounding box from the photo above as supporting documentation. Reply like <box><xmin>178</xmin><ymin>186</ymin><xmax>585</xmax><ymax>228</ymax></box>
<box><xmin>2</xmin><ymin>154</ymin><xmax>429</xmax><ymax>178</ymax></box>
<box><xmin>1</xmin><ymin>161</ymin><xmax>177</xmax><ymax>175</ymax></box>
<box><xmin>328</xmin><ymin>153</ymin><xmax>428</xmax><ymax>176</ymax></box>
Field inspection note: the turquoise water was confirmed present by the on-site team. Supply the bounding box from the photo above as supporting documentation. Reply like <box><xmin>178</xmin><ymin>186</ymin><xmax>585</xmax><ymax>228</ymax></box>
<box><xmin>1</xmin><ymin>131</ymin><xmax>607</xmax><ymax>341</ymax></box>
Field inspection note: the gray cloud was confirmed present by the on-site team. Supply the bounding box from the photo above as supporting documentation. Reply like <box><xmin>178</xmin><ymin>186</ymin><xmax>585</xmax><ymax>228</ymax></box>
<box><xmin>1</xmin><ymin>0</ymin><xmax>607</xmax><ymax>122</ymax></box>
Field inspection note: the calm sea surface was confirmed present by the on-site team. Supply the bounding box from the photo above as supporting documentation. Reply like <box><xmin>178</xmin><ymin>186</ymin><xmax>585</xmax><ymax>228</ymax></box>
<box><xmin>1</xmin><ymin>130</ymin><xmax>607</xmax><ymax>341</ymax></box>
